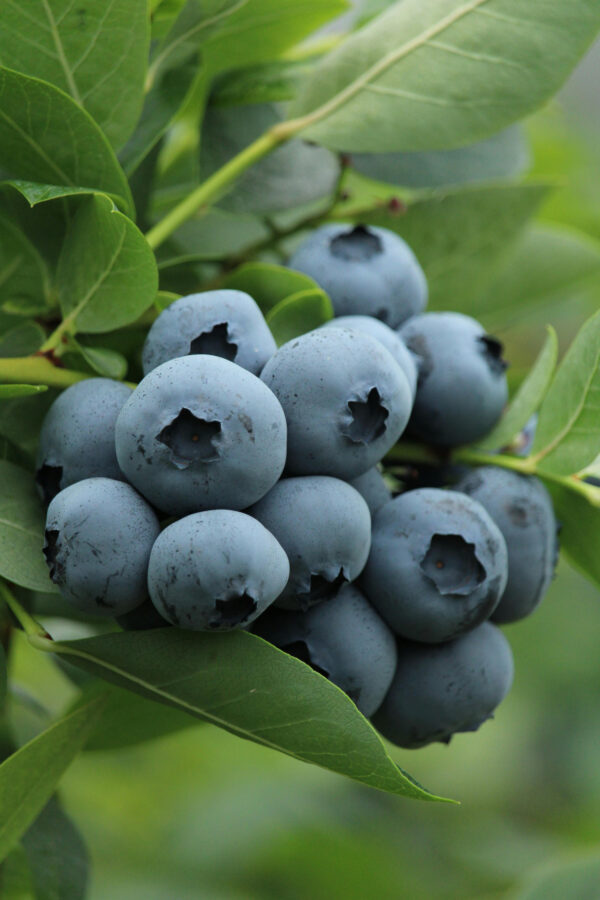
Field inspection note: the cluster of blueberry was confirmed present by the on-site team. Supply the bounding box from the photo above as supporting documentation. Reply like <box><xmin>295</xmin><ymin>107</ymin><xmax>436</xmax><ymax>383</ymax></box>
<box><xmin>36</xmin><ymin>223</ymin><xmax>558</xmax><ymax>749</ymax></box>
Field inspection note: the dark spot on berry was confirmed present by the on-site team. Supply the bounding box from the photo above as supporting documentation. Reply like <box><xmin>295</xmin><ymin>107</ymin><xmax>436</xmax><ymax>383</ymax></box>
<box><xmin>343</xmin><ymin>387</ymin><xmax>388</xmax><ymax>444</ymax></box>
<box><xmin>210</xmin><ymin>593</ymin><xmax>257</xmax><ymax>628</ymax></box>
<box><xmin>158</xmin><ymin>408</ymin><xmax>221</xmax><ymax>468</ymax></box>
<box><xmin>478</xmin><ymin>335</ymin><xmax>508</xmax><ymax>376</ymax></box>
<box><xmin>330</xmin><ymin>225</ymin><xmax>383</xmax><ymax>261</ymax></box>
<box><xmin>421</xmin><ymin>534</ymin><xmax>486</xmax><ymax>596</ymax></box>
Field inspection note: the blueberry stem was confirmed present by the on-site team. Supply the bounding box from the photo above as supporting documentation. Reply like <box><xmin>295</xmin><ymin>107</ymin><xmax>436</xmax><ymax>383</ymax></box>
<box><xmin>145</xmin><ymin>127</ymin><xmax>292</xmax><ymax>251</ymax></box>
<box><xmin>0</xmin><ymin>581</ymin><xmax>51</xmax><ymax>644</ymax></box>
<box><xmin>388</xmin><ymin>441</ymin><xmax>600</xmax><ymax>508</ymax></box>
<box><xmin>0</xmin><ymin>356</ymin><xmax>88</xmax><ymax>389</ymax></box>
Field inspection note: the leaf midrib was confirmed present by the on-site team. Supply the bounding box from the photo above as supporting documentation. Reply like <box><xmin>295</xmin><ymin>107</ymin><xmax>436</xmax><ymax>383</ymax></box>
<box><xmin>535</xmin><ymin>346</ymin><xmax>600</xmax><ymax>465</ymax></box>
<box><xmin>293</xmin><ymin>0</ymin><xmax>492</xmax><ymax>130</ymax></box>
<box><xmin>40</xmin><ymin>0</ymin><xmax>81</xmax><ymax>103</ymax></box>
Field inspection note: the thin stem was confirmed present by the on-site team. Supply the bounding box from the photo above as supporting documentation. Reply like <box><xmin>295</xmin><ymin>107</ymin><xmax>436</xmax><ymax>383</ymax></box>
<box><xmin>39</xmin><ymin>317</ymin><xmax>75</xmax><ymax>353</ymax></box>
<box><xmin>145</xmin><ymin>126</ymin><xmax>292</xmax><ymax>251</ymax></box>
<box><xmin>0</xmin><ymin>356</ymin><xmax>89</xmax><ymax>389</ymax></box>
<box><xmin>0</xmin><ymin>582</ymin><xmax>49</xmax><ymax>641</ymax></box>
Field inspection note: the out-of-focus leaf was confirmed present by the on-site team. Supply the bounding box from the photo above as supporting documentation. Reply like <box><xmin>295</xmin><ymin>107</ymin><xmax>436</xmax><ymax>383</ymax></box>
<box><xmin>0</xmin><ymin>323</ymin><xmax>45</xmax><ymax>359</ymax></box>
<box><xmin>478</xmin><ymin>327</ymin><xmax>558</xmax><ymax>451</ymax></box>
<box><xmin>0</xmin><ymin>695</ymin><xmax>106</xmax><ymax>862</ymax></box>
<box><xmin>22</xmin><ymin>797</ymin><xmax>89</xmax><ymax>900</ymax></box>
<box><xmin>348</xmin><ymin>126</ymin><xmax>529</xmax><ymax>189</ymax></box>
<box><xmin>357</xmin><ymin>183</ymin><xmax>549</xmax><ymax>310</ymax></box>
<box><xmin>200</xmin><ymin>104</ymin><xmax>340</xmax><ymax>214</ymax></box>
<box><xmin>0</xmin><ymin>386</ymin><xmax>48</xmax><ymax>400</ymax></box>
<box><xmin>513</xmin><ymin>854</ymin><xmax>600</xmax><ymax>900</ymax></box>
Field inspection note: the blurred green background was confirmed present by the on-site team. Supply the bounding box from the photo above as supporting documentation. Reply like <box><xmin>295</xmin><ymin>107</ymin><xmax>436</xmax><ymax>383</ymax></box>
<box><xmin>11</xmin><ymin>29</ymin><xmax>600</xmax><ymax>900</ymax></box>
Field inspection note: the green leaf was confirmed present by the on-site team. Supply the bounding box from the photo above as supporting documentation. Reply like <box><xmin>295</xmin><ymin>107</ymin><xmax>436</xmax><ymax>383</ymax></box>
<box><xmin>0</xmin><ymin>695</ymin><xmax>105</xmax><ymax>863</ymax></box>
<box><xmin>289</xmin><ymin>0</ymin><xmax>600</xmax><ymax>152</ymax></box>
<box><xmin>84</xmin><ymin>684</ymin><xmax>197</xmax><ymax>751</ymax></box>
<box><xmin>0</xmin><ymin>845</ymin><xmax>35</xmax><ymax>898</ymax></box>
<box><xmin>0</xmin><ymin>68</ymin><xmax>133</xmax><ymax>214</ymax></box>
<box><xmin>211</xmin><ymin>59</ymin><xmax>314</xmax><ymax>107</ymax></box>
<box><xmin>159</xmin><ymin>208</ymin><xmax>268</xmax><ymax>263</ymax></box>
<box><xmin>68</xmin><ymin>340</ymin><xmax>128</xmax><ymax>380</ymax></box>
<box><xmin>0</xmin><ymin>386</ymin><xmax>48</xmax><ymax>400</ymax></box>
<box><xmin>0</xmin><ymin>322</ymin><xmax>45</xmax><ymax>359</ymax></box>
<box><xmin>203</xmin><ymin>0</ymin><xmax>350</xmax><ymax>75</ymax></box>
<box><xmin>200</xmin><ymin>104</ymin><xmax>340</xmax><ymax>214</ymax></box>
<box><xmin>0</xmin><ymin>217</ymin><xmax>49</xmax><ymax>313</ymax></box>
<box><xmin>531</xmin><ymin>310</ymin><xmax>600</xmax><ymax>476</ymax></box>
<box><xmin>0</xmin><ymin>392</ymin><xmax>56</xmax><ymax>460</ymax></box>
<box><xmin>21</xmin><ymin>797</ymin><xmax>89</xmax><ymax>900</ymax></box>
<box><xmin>0</xmin><ymin>1</ymin><xmax>149</xmax><ymax>149</ymax></box>
<box><xmin>266</xmin><ymin>289</ymin><xmax>334</xmax><ymax>345</ymax></box>
<box><xmin>481</xmin><ymin>224</ymin><xmax>600</xmax><ymax>330</ymax></box>
<box><xmin>478</xmin><ymin>327</ymin><xmax>558</xmax><ymax>451</ymax></box>
<box><xmin>57</xmin><ymin>195</ymin><xmax>158</xmax><ymax>334</ymax></box>
<box><xmin>120</xmin><ymin>61</ymin><xmax>198</xmax><ymax>177</ymax></box>
<box><xmin>3</xmin><ymin>181</ymin><xmax>106</xmax><ymax>208</ymax></box>
<box><xmin>0</xmin><ymin>460</ymin><xmax>54</xmax><ymax>592</ymax></box>
<box><xmin>223</xmin><ymin>262</ymin><xmax>325</xmax><ymax>314</ymax></box>
<box><xmin>357</xmin><ymin>183</ymin><xmax>549</xmax><ymax>310</ymax></box>
<box><xmin>53</xmin><ymin>628</ymin><xmax>449</xmax><ymax>802</ymax></box>
<box><xmin>514</xmin><ymin>854</ymin><xmax>600</xmax><ymax>900</ymax></box>
<box><xmin>348</xmin><ymin>125</ymin><xmax>529</xmax><ymax>189</ymax></box>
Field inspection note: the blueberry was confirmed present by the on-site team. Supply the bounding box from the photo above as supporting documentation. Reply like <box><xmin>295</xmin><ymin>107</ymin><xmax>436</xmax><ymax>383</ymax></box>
<box><xmin>455</xmin><ymin>467</ymin><xmax>558</xmax><ymax>624</ymax></box>
<box><xmin>35</xmin><ymin>378</ymin><xmax>132</xmax><ymax>504</ymax></box>
<box><xmin>115</xmin><ymin>355</ymin><xmax>287</xmax><ymax>515</ymax></box>
<box><xmin>288</xmin><ymin>224</ymin><xmax>427</xmax><ymax>327</ymax></box>
<box><xmin>260</xmin><ymin>328</ymin><xmax>412</xmax><ymax>479</ymax></box>
<box><xmin>141</xmin><ymin>290</ymin><xmax>276</xmax><ymax>376</ymax></box>
<box><xmin>147</xmin><ymin>510</ymin><xmax>289</xmax><ymax>631</ymax></box>
<box><xmin>372</xmin><ymin>622</ymin><xmax>514</xmax><ymax>748</ymax></box>
<box><xmin>400</xmin><ymin>312</ymin><xmax>508</xmax><ymax>446</ymax></box>
<box><xmin>323</xmin><ymin>315</ymin><xmax>417</xmax><ymax>397</ymax></box>
<box><xmin>253</xmin><ymin>584</ymin><xmax>397</xmax><ymax>716</ymax></box>
<box><xmin>249</xmin><ymin>476</ymin><xmax>371</xmax><ymax>610</ymax></box>
<box><xmin>360</xmin><ymin>488</ymin><xmax>508</xmax><ymax>643</ymax></box>
<box><xmin>43</xmin><ymin>478</ymin><xmax>160</xmax><ymax>617</ymax></box>
<box><xmin>348</xmin><ymin>467</ymin><xmax>391</xmax><ymax>516</ymax></box>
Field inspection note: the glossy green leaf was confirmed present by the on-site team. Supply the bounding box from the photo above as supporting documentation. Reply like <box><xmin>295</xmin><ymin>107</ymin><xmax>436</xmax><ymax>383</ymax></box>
<box><xmin>53</xmin><ymin>628</ymin><xmax>449</xmax><ymax>802</ymax></box>
<box><xmin>84</xmin><ymin>684</ymin><xmax>197</xmax><ymax>752</ymax></box>
<box><xmin>0</xmin><ymin>0</ymin><xmax>149</xmax><ymax>149</ymax></box>
<box><xmin>357</xmin><ymin>183</ymin><xmax>549</xmax><ymax>310</ymax></box>
<box><xmin>348</xmin><ymin>126</ymin><xmax>529</xmax><ymax>188</ymax></box>
<box><xmin>57</xmin><ymin>195</ymin><xmax>158</xmax><ymax>334</ymax></box>
<box><xmin>266</xmin><ymin>289</ymin><xmax>334</xmax><ymax>345</ymax></box>
<box><xmin>0</xmin><ymin>386</ymin><xmax>48</xmax><ymax>400</ymax></box>
<box><xmin>290</xmin><ymin>0</ymin><xmax>600</xmax><ymax>152</ymax></box>
<box><xmin>481</xmin><ymin>224</ymin><xmax>600</xmax><ymax>330</ymax></box>
<box><xmin>531</xmin><ymin>310</ymin><xmax>600</xmax><ymax>476</ymax></box>
<box><xmin>200</xmin><ymin>104</ymin><xmax>340</xmax><ymax>214</ymax></box>
<box><xmin>0</xmin><ymin>68</ymin><xmax>133</xmax><ymax>214</ymax></box>
<box><xmin>0</xmin><ymin>323</ymin><xmax>45</xmax><ymax>359</ymax></box>
<box><xmin>223</xmin><ymin>263</ymin><xmax>325</xmax><ymax>314</ymax></box>
<box><xmin>203</xmin><ymin>0</ymin><xmax>349</xmax><ymax>75</ymax></box>
<box><xmin>478</xmin><ymin>327</ymin><xmax>558</xmax><ymax>451</ymax></box>
<box><xmin>0</xmin><ymin>460</ymin><xmax>54</xmax><ymax>592</ymax></box>
<box><xmin>2</xmin><ymin>181</ymin><xmax>106</xmax><ymax>208</ymax></box>
<box><xmin>0</xmin><ymin>695</ymin><xmax>105</xmax><ymax>863</ymax></box>
<box><xmin>21</xmin><ymin>797</ymin><xmax>89</xmax><ymax>900</ymax></box>
<box><xmin>0</xmin><ymin>218</ymin><xmax>48</xmax><ymax>314</ymax></box>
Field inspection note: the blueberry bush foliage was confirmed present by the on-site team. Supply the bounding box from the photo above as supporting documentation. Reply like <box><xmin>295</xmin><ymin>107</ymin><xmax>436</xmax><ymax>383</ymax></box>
<box><xmin>2</xmin><ymin>0</ymin><xmax>600</xmax><ymax>893</ymax></box>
